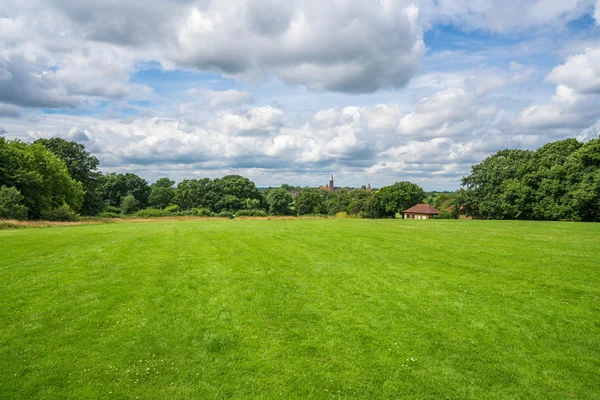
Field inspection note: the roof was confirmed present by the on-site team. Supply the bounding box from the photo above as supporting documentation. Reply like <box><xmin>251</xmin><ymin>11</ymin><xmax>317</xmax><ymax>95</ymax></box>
<box><xmin>402</xmin><ymin>204</ymin><xmax>441</xmax><ymax>214</ymax></box>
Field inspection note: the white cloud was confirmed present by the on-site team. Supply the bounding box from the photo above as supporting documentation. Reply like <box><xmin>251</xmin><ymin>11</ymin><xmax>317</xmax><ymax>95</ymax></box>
<box><xmin>193</xmin><ymin>89</ymin><xmax>254</xmax><ymax>110</ymax></box>
<box><xmin>422</xmin><ymin>0</ymin><xmax>594</xmax><ymax>33</ymax></box>
<box><xmin>546</xmin><ymin>47</ymin><xmax>600</xmax><ymax>94</ymax></box>
<box><xmin>518</xmin><ymin>85</ymin><xmax>600</xmax><ymax>130</ymax></box>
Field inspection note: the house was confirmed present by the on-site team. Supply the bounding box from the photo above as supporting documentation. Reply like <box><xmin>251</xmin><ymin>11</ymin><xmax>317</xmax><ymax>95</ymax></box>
<box><xmin>402</xmin><ymin>204</ymin><xmax>440</xmax><ymax>220</ymax></box>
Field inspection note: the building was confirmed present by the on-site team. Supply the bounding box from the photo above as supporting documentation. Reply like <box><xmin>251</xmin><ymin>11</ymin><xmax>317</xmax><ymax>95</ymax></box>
<box><xmin>402</xmin><ymin>204</ymin><xmax>440</xmax><ymax>220</ymax></box>
<box><xmin>319</xmin><ymin>174</ymin><xmax>340</xmax><ymax>192</ymax></box>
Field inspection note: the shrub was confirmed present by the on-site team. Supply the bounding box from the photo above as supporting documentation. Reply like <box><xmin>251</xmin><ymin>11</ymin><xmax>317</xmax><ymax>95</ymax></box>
<box><xmin>120</xmin><ymin>194</ymin><xmax>140</xmax><ymax>214</ymax></box>
<box><xmin>197</xmin><ymin>208</ymin><xmax>214</xmax><ymax>217</ymax></box>
<box><xmin>438</xmin><ymin>210</ymin><xmax>456</xmax><ymax>219</ymax></box>
<box><xmin>134</xmin><ymin>208</ymin><xmax>170</xmax><ymax>217</ymax></box>
<box><xmin>175</xmin><ymin>210</ymin><xmax>199</xmax><ymax>216</ymax></box>
<box><xmin>336</xmin><ymin>211</ymin><xmax>350</xmax><ymax>218</ymax></box>
<box><xmin>0</xmin><ymin>186</ymin><xmax>28</xmax><ymax>220</ymax></box>
<box><xmin>164</xmin><ymin>204</ymin><xmax>180</xmax><ymax>213</ymax></box>
<box><xmin>98</xmin><ymin>211</ymin><xmax>120</xmax><ymax>218</ymax></box>
<box><xmin>103</xmin><ymin>205</ymin><xmax>121</xmax><ymax>214</ymax></box>
<box><xmin>216</xmin><ymin>211</ymin><xmax>234</xmax><ymax>219</ymax></box>
<box><xmin>235</xmin><ymin>209</ymin><xmax>267</xmax><ymax>217</ymax></box>
<box><xmin>41</xmin><ymin>204</ymin><xmax>80</xmax><ymax>221</ymax></box>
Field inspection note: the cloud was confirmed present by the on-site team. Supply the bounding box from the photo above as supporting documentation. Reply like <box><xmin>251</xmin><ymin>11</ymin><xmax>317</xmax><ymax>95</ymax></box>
<box><xmin>422</xmin><ymin>0</ymin><xmax>595</xmax><ymax>33</ymax></box>
<box><xmin>171</xmin><ymin>0</ymin><xmax>425</xmax><ymax>93</ymax></box>
<box><xmin>193</xmin><ymin>89</ymin><xmax>254</xmax><ymax>110</ymax></box>
<box><xmin>518</xmin><ymin>85</ymin><xmax>600</xmax><ymax>130</ymax></box>
<box><xmin>0</xmin><ymin>104</ymin><xmax>22</xmax><ymax>118</ymax></box>
<box><xmin>546</xmin><ymin>47</ymin><xmax>600</xmax><ymax>94</ymax></box>
<box><xmin>0</xmin><ymin>127</ymin><xmax>6</xmax><ymax>135</ymax></box>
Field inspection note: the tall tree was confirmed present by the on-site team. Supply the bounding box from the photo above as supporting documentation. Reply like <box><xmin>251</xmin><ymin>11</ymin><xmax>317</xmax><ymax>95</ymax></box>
<box><xmin>0</xmin><ymin>138</ymin><xmax>84</xmax><ymax>218</ymax></box>
<box><xmin>34</xmin><ymin>138</ymin><xmax>103</xmax><ymax>215</ymax></box>
<box><xmin>266</xmin><ymin>188</ymin><xmax>293</xmax><ymax>215</ymax></box>
<box><xmin>377</xmin><ymin>181</ymin><xmax>425</xmax><ymax>217</ymax></box>
<box><xmin>149</xmin><ymin>178</ymin><xmax>175</xmax><ymax>209</ymax></box>
<box><xmin>100</xmin><ymin>173</ymin><xmax>150</xmax><ymax>208</ymax></box>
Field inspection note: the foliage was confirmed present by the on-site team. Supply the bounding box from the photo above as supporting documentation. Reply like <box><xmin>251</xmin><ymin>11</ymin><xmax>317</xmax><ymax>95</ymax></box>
<box><xmin>235</xmin><ymin>209</ymin><xmax>268</xmax><ymax>217</ymax></box>
<box><xmin>120</xmin><ymin>194</ymin><xmax>140</xmax><ymax>214</ymax></box>
<box><xmin>164</xmin><ymin>204</ymin><xmax>180</xmax><ymax>214</ymax></box>
<box><xmin>216</xmin><ymin>210</ymin><xmax>234</xmax><ymax>219</ymax></box>
<box><xmin>40</xmin><ymin>203</ymin><xmax>80</xmax><ymax>221</ymax></box>
<box><xmin>266</xmin><ymin>188</ymin><xmax>293</xmax><ymax>215</ymax></box>
<box><xmin>196</xmin><ymin>208</ymin><xmax>215</xmax><ymax>217</ymax></box>
<box><xmin>377</xmin><ymin>181</ymin><xmax>425</xmax><ymax>217</ymax></box>
<box><xmin>34</xmin><ymin>138</ymin><xmax>103</xmax><ymax>216</ymax></box>
<box><xmin>149</xmin><ymin>178</ymin><xmax>176</xmax><ymax>209</ymax></box>
<box><xmin>100</xmin><ymin>173</ymin><xmax>150</xmax><ymax>209</ymax></box>
<box><xmin>102</xmin><ymin>205</ymin><xmax>121</xmax><ymax>214</ymax></box>
<box><xmin>134</xmin><ymin>208</ymin><xmax>171</xmax><ymax>217</ymax></box>
<box><xmin>294</xmin><ymin>188</ymin><xmax>325</xmax><ymax>215</ymax></box>
<box><xmin>98</xmin><ymin>211</ymin><xmax>120</xmax><ymax>218</ymax></box>
<box><xmin>457</xmin><ymin>138</ymin><xmax>600</xmax><ymax>221</ymax></box>
<box><xmin>0</xmin><ymin>138</ymin><xmax>84</xmax><ymax>218</ymax></box>
<box><xmin>0</xmin><ymin>186</ymin><xmax>28</xmax><ymax>220</ymax></box>
<box><xmin>172</xmin><ymin>178</ymin><xmax>211</xmax><ymax>210</ymax></box>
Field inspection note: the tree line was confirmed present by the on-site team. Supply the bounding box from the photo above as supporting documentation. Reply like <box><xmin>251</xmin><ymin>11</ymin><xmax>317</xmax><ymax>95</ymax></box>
<box><xmin>0</xmin><ymin>137</ymin><xmax>426</xmax><ymax>220</ymax></box>
<box><xmin>1</xmin><ymin>135</ymin><xmax>598</xmax><ymax>221</ymax></box>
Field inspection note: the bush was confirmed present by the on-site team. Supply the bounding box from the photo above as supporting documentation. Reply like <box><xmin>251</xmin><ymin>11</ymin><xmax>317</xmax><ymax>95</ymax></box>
<box><xmin>438</xmin><ymin>209</ymin><xmax>456</xmax><ymax>219</ymax></box>
<box><xmin>120</xmin><ymin>194</ymin><xmax>140</xmax><ymax>214</ymax></box>
<box><xmin>235</xmin><ymin>209</ymin><xmax>267</xmax><ymax>217</ymax></box>
<box><xmin>197</xmin><ymin>208</ymin><xmax>214</xmax><ymax>217</ymax></box>
<box><xmin>98</xmin><ymin>211</ymin><xmax>120</xmax><ymax>218</ymax></box>
<box><xmin>41</xmin><ymin>204</ymin><xmax>80</xmax><ymax>221</ymax></box>
<box><xmin>175</xmin><ymin>210</ymin><xmax>199</xmax><ymax>216</ymax></box>
<box><xmin>336</xmin><ymin>211</ymin><xmax>350</xmax><ymax>218</ymax></box>
<box><xmin>0</xmin><ymin>186</ymin><xmax>28</xmax><ymax>220</ymax></box>
<box><xmin>165</xmin><ymin>204</ymin><xmax>180</xmax><ymax>213</ymax></box>
<box><xmin>216</xmin><ymin>211</ymin><xmax>234</xmax><ymax>219</ymax></box>
<box><xmin>103</xmin><ymin>205</ymin><xmax>121</xmax><ymax>214</ymax></box>
<box><xmin>134</xmin><ymin>208</ymin><xmax>170</xmax><ymax>217</ymax></box>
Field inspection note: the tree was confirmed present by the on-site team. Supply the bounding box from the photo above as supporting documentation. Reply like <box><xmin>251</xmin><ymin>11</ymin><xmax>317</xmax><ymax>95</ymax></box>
<box><xmin>100</xmin><ymin>173</ymin><xmax>150</xmax><ymax>208</ymax></box>
<box><xmin>0</xmin><ymin>186</ymin><xmax>28</xmax><ymax>220</ymax></box>
<box><xmin>120</xmin><ymin>194</ymin><xmax>140</xmax><ymax>214</ymax></box>
<box><xmin>149</xmin><ymin>178</ymin><xmax>175</xmax><ymax>209</ymax></box>
<box><xmin>295</xmin><ymin>188</ymin><xmax>324</xmax><ymax>215</ymax></box>
<box><xmin>377</xmin><ymin>181</ymin><xmax>425</xmax><ymax>217</ymax></box>
<box><xmin>266</xmin><ymin>188</ymin><xmax>293</xmax><ymax>215</ymax></box>
<box><xmin>173</xmin><ymin>178</ymin><xmax>214</xmax><ymax>210</ymax></box>
<box><xmin>0</xmin><ymin>138</ymin><xmax>84</xmax><ymax>219</ymax></box>
<box><xmin>34</xmin><ymin>138</ymin><xmax>103</xmax><ymax>215</ymax></box>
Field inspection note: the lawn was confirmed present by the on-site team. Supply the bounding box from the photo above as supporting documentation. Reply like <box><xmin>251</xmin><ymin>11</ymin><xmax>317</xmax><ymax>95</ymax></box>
<box><xmin>0</xmin><ymin>219</ymin><xmax>599</xmax><ymax>399</ymax></box>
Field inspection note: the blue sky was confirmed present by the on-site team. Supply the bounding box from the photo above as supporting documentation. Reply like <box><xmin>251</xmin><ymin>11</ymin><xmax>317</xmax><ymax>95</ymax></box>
<box><xmin>1</xmin><ymin>0</ymin><xmax>600</xmax><ymax>190</ymax></box>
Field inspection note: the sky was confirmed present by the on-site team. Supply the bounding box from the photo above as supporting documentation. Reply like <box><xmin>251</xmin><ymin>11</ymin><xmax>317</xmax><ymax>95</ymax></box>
<box><xmin>1</xmin><ymin>0</ymin><xmax>600</xmax><ymax>190</ymax></box>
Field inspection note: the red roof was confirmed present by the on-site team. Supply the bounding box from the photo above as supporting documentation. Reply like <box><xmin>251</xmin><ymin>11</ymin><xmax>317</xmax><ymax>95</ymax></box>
<box><xmin>402</xmin><ymin>204</ymin><xmax>441</xmax><ymax>214</ymax></box>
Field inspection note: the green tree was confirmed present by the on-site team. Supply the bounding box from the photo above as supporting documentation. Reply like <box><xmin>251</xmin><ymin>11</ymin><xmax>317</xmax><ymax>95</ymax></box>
<box><xmin>0</xmin><ymin>186</ymin><xmax>28</xmax><ymax>220</ymax></box>
<box><xmin>100</xmin><ymin>173</ymin><xmax>150</xmax><ymax>208</ymax></box>
<box><xmin>295</xmin><ymin>188</ymin><xmax>324</xmax><ymax>215</ymax></box>
<box><xmin>34</xmin><ymin>138</ymin><xmax>103</xmax><ymax>215</ymax></box>
<box><xmin>266</xmin><ymin>188</ymin><xmax>293</xmax><ymax>215</ymax></box>
<box><xmin>0</xmin><ymin>138</ymin><xmax>84</xmax><ymax>218</ymax></box>
<box><xmin>149</xmin><ymin>178</ymin><xmax>175</xmax><ymax>209</ymax></box>
<box><xmin>377</xmin><ymin>181</ymin><xmax>425</xmax><ymax>217</ymax></box>
<box><xmin>120</xmin><ymin>194</ymin><xmax>140</xmax><ymax>214</ymax></box>
<box><xmin>173</xmin><ymin>178</ymin><xmax>214</xmax><ymax>210</ymax></box>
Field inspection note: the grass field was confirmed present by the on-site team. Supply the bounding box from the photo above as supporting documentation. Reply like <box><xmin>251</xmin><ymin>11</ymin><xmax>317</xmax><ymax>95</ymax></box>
<box><xmin>1</xmin><ymin>219</ymin><xmax>599</xmax><ymax>399</ymax></box>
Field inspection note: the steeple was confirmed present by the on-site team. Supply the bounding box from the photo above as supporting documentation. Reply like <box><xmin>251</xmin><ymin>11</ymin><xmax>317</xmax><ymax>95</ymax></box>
<box><xmin>329</xmin><ymin>174</ymin><xmax>334</xmax><ymax>190</ymax></box>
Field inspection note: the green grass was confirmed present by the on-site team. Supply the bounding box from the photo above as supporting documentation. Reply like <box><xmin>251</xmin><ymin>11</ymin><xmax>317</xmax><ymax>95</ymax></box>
<box><xmin>1</xmin><ymin>219</ymin><xmax>599</xmax><ymax>399</ymax></box>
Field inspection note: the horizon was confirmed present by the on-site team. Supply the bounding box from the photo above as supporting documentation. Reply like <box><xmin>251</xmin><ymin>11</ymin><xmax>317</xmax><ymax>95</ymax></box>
<box><xmin>1</xmin><ymin>1</ymin><xmax>600</xmax><ymax>191</ymax></box>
